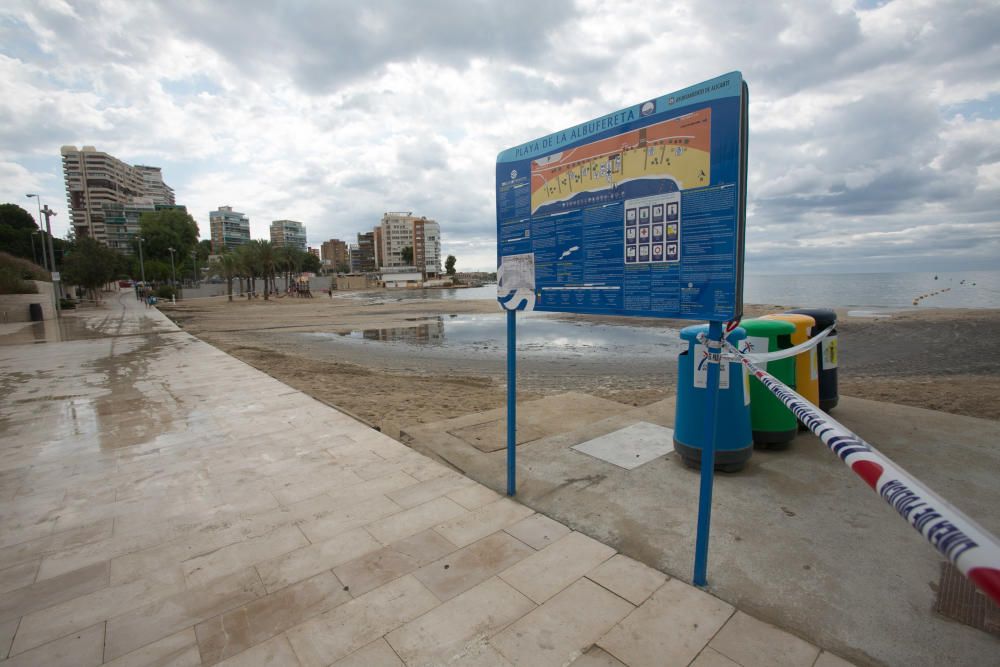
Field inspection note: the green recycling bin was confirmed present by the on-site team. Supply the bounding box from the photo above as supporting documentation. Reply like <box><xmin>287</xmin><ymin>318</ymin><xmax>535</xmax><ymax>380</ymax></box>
<box><xmin>739</xmin><ymin>318</ymin><xmax>797</xmax><ymax>448</ymax></box>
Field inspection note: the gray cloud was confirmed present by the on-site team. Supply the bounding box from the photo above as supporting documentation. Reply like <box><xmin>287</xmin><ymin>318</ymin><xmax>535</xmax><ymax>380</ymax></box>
<box><xmin>1</xmin><ymin>0</ymin><xmax>999</xmax><ymax>272</ymax></box>
<box><xmin>162</xmin><ymin>1</ymin><xmax>578</xmax><ymax>92</ymax></box>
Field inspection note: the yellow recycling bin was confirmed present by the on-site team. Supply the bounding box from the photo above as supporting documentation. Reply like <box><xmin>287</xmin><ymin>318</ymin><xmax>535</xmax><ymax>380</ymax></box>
<box><xmin>761</xmin><ymin>313</ymin><xmax>819</xmax><ymax>408</ymax></box>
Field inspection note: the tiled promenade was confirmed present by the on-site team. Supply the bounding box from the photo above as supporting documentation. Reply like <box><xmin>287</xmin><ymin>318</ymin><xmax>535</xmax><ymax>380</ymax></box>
<box><xmin>0</xmin><ymin>292</ymin><xmax>851</xmax><ymax>666</ymax></box>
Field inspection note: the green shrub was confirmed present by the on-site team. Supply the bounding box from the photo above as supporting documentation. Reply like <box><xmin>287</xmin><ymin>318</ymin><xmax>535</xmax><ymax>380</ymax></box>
<box><xmin>0</xmin><ymin>265</ymin><xmax>37</xmax><ymax>294</ymax></box>
<box><xmin>60</xmin><ymin>298</ymin><xmax>76</xmax><ymax>309</ymax></box>
<box><xmin>156</xmin><ymin>285</ymin><xmax>176</xmax><ymax>300</ymax></box>
<box><xmin>0</xmin><ymin>251</ymin><xmax>48</xmax><ymax>294</ymax></box>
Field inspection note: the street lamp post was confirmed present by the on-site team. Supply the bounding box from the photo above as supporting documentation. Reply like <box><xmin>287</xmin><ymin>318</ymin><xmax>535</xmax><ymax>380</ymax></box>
<box><xmin>137</xmin><ymin>236</ymin><xmax>147</xmax><ymax>284</ymax></box>
<box><xmin>25</xmin><ymin>194</ymin><xmax>48</xmax><ymax>271</ymax></box>
<box><xmin>41</xmin><ymin>205</ymin><xmax>57</xmax><ymax>281</ymax></box>
<box><xmin>26</xmin><ymin>195</ymin><xmax>60</xmax><ymax>315</ymax></box>
<box><xmin>167</xmin><ymin>246</ymin><xmax>177</xmax><ymax>290</ymax></box>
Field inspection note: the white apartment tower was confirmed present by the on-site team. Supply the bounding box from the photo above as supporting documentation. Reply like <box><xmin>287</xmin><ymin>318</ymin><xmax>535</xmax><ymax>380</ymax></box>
<box><xmin>61</xmin><ymin>146</ymin><xmax>177</xmax><ymax>250</ymax></box>
<box><xmin>209</xmin><ymin>206</ymin><xmax>251</xmax><ymax>253</ymax></box>
<box><xmin>375</xmin><ymin>212</ymin><xmax>441</xmax><ymax>278</ymax></box>
<box><xmin>269</xmin><ymin>220</ymin><xmax>307</xmax><ymax>251</ymax></box>
<box><xmin>135</xmin><ymin>165</ymin><xmax>176</xmax><ymax>205</ymax></box>
<box><xmin>61</xmin><ymin>145</ymin><xmax>146</xmax><ymax>243</ymax></box>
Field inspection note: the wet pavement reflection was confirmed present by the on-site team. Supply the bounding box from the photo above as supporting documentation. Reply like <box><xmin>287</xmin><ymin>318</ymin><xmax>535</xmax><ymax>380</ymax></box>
<box><xmin>307</xmin><ymin>313</ymin><xmax>685</xmax><ymax>358</ymax></box>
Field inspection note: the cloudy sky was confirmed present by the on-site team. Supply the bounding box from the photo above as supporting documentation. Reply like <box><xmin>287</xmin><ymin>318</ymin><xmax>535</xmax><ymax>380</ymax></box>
<box><xmin>1</xmin><ymin>0</ymin><xmax>999</xmax><ymax>273</ymax></box>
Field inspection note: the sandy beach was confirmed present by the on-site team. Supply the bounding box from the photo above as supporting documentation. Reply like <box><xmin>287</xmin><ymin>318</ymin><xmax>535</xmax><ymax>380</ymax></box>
<box><xmin>159</xmin><ymin>292</ymin><xmax>1000</xmax><ymax>430</ymax></box>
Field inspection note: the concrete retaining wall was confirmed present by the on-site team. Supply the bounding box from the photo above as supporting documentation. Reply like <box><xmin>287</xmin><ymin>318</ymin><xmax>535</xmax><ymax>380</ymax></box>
<box><xmin>0</xmin><ymin>281</ymin><xmax>57</xmax><ymax>322</ymax></box>
<box><xmin>336</xmin><ymin>275</ymin><xmax>374</xmax><ymax>290</ymax></box>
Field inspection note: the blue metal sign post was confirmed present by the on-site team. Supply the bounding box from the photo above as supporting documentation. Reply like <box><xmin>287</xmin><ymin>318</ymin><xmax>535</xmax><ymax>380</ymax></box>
<box><xmin>693</xmin><ymin>321</ymin><xmax>724</xmax><ymax>585</ymax></box>
<box><xmin>506</xmin><ymin>309</ymin><xmax>517</xmax><ymax>496</ymax></box>
<box><xmin>496</xmin><ymin>72</ymin><xmax>748</xmax><ymax>586</ymax></box>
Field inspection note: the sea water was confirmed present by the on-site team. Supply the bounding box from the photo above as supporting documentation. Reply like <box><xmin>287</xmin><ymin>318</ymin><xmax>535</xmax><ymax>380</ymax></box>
<box><xmin>357</xmin><ymin>270</ymin><xmax>1000</xmax><ymax>310</ymax></box>
<box><xmin>742</xmin><ymin>270</ymin><xmax>1000</xmax><ymax>310</ymax></box>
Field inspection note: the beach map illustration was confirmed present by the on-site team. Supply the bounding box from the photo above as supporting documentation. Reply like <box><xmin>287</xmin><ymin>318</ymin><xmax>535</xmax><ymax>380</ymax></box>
<box><xmin>497</xmin><ymin>71</ymin><xmax>747</xmax><ymax>320</ymax></box>
<box><xmin>530</xmin><ymin>108</ymin><xmax>710</xmax><ymax>217</ymax></box>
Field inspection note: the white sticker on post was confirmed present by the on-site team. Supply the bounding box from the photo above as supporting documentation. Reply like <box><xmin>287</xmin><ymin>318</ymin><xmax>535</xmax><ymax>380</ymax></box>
<box><xmin>694</xmin><ymin>344</ymin><xmax>729</xmax><ymax>390</ymax></box>
<box><xmin>743</xmin><ymin>365</ymin><xmax>751</xmax><ymax>405</ymax></box>
<box><xmin>822</xmin><ymin>335</ymin><xmax>838</xmax><ymax>369</ymax></box>
<box><xmin>497</xmin><ymin>253</ymin><xmax>536</xmax><ymax>311</ymax></box>
<box><xmin>742</xmin><ymin>336</ymin><xmax>771</xmax><ymax>371</ymax></box>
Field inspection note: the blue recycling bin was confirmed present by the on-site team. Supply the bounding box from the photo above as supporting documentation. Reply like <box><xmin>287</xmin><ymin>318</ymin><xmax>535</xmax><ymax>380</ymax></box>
<box><xmin>674</xmin><ymin>325</ymin><xmax>752</xmax><ymax>472</ymax></box>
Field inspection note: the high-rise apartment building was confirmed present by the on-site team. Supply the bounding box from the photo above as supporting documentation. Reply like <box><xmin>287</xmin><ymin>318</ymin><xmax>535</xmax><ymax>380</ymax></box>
<box><xmin>101</xmin><ymin>203</ymin><xmax>188</xmax><ymax>254</ymax></box>
<box><xmin>356</xmin><ymin>232</ymin><xmax>376</xmax><ymax>273</ymax></box>
<box><xmin>61</xmin><ymin>145</ymin><xmax>146</xmax><ymax>243</ymax></box>
<box><xmin>135</xmin><ymin>165</ymin><xmax>175</xmax><ymax>205</ymax></box>
<box><xmin>209</xmin><ymin>206</ymin><xmax>251</xmax><ymax>253</ymax></box>
<box><xmin>270</xmin><ymin>220</ymin><xmax>307</xmax><ymax>250</ymax></box>
<box><xmin>321</xmin><ymin>239</ymin><xmax>349</xmax><ymax>271</ymax></box>
<box><xmin>374</xmin><ymin>212</ymin><xmax>441</xmax><ymax>278</ymax></box>
<box><xmin>413</xmin><ymin>218</ymin><xmax>441</xmax><ymax>278</ymax></box>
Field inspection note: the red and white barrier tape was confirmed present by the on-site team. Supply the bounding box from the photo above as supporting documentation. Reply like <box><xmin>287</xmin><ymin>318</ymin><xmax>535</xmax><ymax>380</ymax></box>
<box><xmin>738</xmin><ymin>324</ymin><xmax>834</xmax><ymax>363</ymax></box>
<box><xmin>719</xmin><ymin>337</ymin><xmax>1000</xmax><ymax>605</ymax></box>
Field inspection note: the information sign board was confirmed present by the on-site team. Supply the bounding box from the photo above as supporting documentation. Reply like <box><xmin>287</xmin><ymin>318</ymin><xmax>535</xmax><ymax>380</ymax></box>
<box><xmin>497</xmin><ymin>72</ymin><xmax>748</xmax><ymax>320</ymax></box>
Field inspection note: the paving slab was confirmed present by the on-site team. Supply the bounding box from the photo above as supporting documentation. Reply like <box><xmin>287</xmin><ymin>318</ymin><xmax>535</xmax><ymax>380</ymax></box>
<box><xmin>585</xmin><ymin>553</ymin><xmax>668</xmax><ymax>606</ymax></box>
<box><xmin>385</xmin><ymin>576</ymin><xmax>535</xmax><ymax>666</ymax></box>
<box><xmin>571</xmin><ymin>421</ymin><xmax>676</xmax><ymax>469</ymax></box>
<box><xmin>598</xmin><ymin>578</ymin><xmax>735</xmax><ymax>667</ymax></box>
<box><xmin>491</xmin><ymin>578</ymin><xmax>634</xmax><ymax>666</ymax></box>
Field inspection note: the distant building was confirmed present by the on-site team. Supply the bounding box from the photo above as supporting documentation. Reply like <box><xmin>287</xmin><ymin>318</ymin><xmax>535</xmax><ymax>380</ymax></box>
<box><xmin>61</xmin><ymin>145</ymin><xmax>146</xmax><ymax>244</ymax></box>
<box><xmin>102</xmin><ymin>202</ymin><xmax>188</xmax><ymax>255</ymax></box>
<box><xmin>209</xmin><ymin>206</ymin><xmax>251</xmax><ymax>253</ymax></box>
<box><xmin>381</xmin><ymin>267</ymin><xmax>424</xmax><ymax>288</ymax></box>
<box><xmin>308</xmin><ymin>247</ymin><xmax>320</xmax><ymax>258</ymax></box>
<box><xmin>348</xmin><ymin>244</ymin><xmax>361</xmax><ymax>273</ymax></box>
<box><xmin>355</xmin><ymin>232</ymin><xmax>376</xmax><ymax>273</ymax></box>
<box><xmin>413</xmin><ymin>218</ymin><xmax>441</xmax><ymax>279</ymax></box>
<box><xmin>134</xmin><ymin>165</ymin><xmax>175</xmax><ymax>205</ymax></box>
<box><xmin>321</xmin><ymin>239</ymin><xmax>349</xmax><ymax>271</ymax></box>
<box><xmin>270</xmin><ymin>220</ymin><xmax>307</xmax><ymax>250</ymax></box>
<box><xmin>374</xmin><ymin>212</ymin><xmax>441</xmax><ymax>278</ymax></box>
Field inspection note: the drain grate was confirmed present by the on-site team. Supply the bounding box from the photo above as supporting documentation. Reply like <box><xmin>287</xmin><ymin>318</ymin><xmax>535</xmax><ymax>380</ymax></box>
<box><xmin>935</xmin><ymin>562</ymin><xmax>1000</xmax><ymax>637</ymax></box>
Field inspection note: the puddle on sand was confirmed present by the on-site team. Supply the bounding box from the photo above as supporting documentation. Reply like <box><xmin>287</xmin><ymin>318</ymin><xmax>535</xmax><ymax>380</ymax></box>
<box><xmin>304</xmin><ymin>314</ymin><xmax>686</xmax><ymax>358</ymax></box>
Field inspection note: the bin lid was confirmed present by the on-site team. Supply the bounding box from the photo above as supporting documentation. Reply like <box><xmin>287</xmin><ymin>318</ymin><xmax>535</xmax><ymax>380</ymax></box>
<box><xmin>761</xmin><ymin>313</ymin><xmax>815</xmax><ymax>333</ymax></box>
<box><xmin>679</xmin><ymin>324</ymin><xmax>746</xmax><ymax>342</ymax></box>
<box><xmin>740</xmin><ymin>318</ymin><xmax>795</xmax><ymax>337</ymax></box>
<box><xmin>786</xmin><ymin>308</ymin><xmax>836</xmax><ymax>330</ymax></box>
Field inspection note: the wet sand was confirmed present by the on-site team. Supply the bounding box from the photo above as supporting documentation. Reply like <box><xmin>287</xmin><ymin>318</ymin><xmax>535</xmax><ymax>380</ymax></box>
<box><xmin>160</xmin><ymin>293</ymin><xmax>1000</xmax><ymax>429</ymax></box>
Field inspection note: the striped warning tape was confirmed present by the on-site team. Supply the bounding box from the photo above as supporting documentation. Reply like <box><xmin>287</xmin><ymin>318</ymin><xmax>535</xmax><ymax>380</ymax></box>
<box><xmin>714</xmin><ymin>335</ymin><xmax>1000</xmax><ymax>606</ymax></box>
<box><xmin>737</xmin><ymin>324</ymin><xmax>834</xmax><ymax>363</ymax></box>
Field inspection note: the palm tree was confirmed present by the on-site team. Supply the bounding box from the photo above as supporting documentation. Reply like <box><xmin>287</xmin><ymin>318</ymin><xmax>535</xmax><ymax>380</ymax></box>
<box><xmin>274</xmin><ymin>246</ymin><xmax>291</xmax><ymax>290</ymax></box>
<box><xmin>252</xmin><ymin>240</ymin><xmax>276</xmax><ymax>300</ymax></box>
<box><xmin>211</xmin><ymin>253</ymin><xmax>238</xmax><ymax>301</ymax></box>
<box><xmin>288</xmin><ymin>248</ymin><xmax>305</xmax><ymax>286</ymax></box>
<box><xmin>235</xmin><ymin>244</ymin><xmax>257</xmax><ymax>299</ymax></box>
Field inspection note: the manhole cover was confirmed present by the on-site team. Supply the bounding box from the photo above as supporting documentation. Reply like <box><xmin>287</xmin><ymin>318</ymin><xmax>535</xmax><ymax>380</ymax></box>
<box><xmin>448</xmin><ymin>419</ymin><xmax>545</xmax><ymax>453</ymax></box>
<box><xmin>935</xmin><ymin>562</ymin><xmax>1000</xmax><ymax>637</ymax></box>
